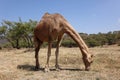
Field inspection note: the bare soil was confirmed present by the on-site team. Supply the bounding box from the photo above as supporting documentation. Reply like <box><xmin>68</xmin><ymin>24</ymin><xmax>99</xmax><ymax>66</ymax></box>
<box><xmin>0</xmin><ymin>46</ymin><xmax>120</xmax><ymax>80</ymax></box>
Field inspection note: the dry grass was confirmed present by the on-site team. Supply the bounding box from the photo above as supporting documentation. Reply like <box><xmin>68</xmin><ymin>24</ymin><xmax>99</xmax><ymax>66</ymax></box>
<box><xmin>0</xmin><ymin>46</ymin><xmax>120</xmax><ymax>80</ymax></box>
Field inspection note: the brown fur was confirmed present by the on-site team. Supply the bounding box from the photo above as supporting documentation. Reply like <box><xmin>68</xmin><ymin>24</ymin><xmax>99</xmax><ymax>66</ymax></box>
<box><xmin>34</xmin><ymin>12</ymin><xmax>93</xmax><ymax>72</ymax></box>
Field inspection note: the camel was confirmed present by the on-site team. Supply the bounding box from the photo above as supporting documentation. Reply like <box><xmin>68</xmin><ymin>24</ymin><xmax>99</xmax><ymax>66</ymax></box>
<box><xmin>34</xmin><ymin>12</ymin><xmax>93</xmax><ymax>72</ymax></box>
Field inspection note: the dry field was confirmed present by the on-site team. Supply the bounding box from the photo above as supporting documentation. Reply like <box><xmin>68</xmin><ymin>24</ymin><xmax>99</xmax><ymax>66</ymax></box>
<box><xmin>0</xmin><ymin>45</ymin><xmax>120</xmax><ymax>80</ymax></box>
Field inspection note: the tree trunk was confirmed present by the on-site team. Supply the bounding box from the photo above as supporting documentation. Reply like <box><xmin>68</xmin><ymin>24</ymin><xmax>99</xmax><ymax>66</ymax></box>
<box><xmin>25</xmin><ymin>36</ymin><xmax>31</xmax><ymax>48</ymax></box>
<box><xmin>16</xmin><ymin>39</ymin><xmax>20</xmax><ymax>49</ymax></box>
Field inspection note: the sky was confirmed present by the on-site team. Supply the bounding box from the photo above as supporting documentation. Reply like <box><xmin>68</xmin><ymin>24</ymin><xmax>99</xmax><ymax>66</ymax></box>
<box><xmin>0</xmin><ymin>0</ymin><xmax>120</xmax><ymax>34</ymax></box>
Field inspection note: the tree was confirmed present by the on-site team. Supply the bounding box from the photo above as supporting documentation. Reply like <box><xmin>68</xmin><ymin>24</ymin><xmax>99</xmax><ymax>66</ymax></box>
<box><xmin>86</xmin><ymin>34</ymin><xmax>100</xmax><ymax>47</ymax></box>
<box><xmin>0</xmin><ymin>26</ymin><xmax>7</xmax><ymax>36</ymax></box>
<box><xmin>22</xmin><ymin>19</ymin><xmax>37</xmax><ymax>48</ymax></box>
<box><xmin>0</xmin><ymin>19</ymin><xmax>37</xmax><ymax>49</ymax></box>
<box><xmin>106</xmin><ymin>32</ymin><xmax>116</xmax><ymax>45</ymax></box>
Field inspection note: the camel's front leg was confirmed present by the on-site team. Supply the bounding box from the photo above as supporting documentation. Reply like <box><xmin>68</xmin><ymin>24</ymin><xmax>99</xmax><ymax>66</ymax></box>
<box><xmin>55</xmin><ymin>34</ymin><xmax>63</xmax><ymax>70</ymax></box>
<box><xmin>55</xmin><ymin>44</ymin><xmax>60</xmax><ymax>70</ymax></box>
<box><xmin>45</xmin><ymin>42</ymin><xmax>52</xmax><ymax>72</ymax></box>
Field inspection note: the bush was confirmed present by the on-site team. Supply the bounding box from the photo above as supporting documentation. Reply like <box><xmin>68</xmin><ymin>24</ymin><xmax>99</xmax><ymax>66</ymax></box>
<box><xmin>87</xmin><ymin>38</ymin><xmax>100</xmax><ymax>47</ymax></box>
<box><xmin>2</xmin><ymin>43</ymin><xmax>12</xmax><ymax>48</ymax></box>
<box><xmin>61</xmin><ymin>39</ymin><xmax>78</xmax><ymax>47</ymax></box>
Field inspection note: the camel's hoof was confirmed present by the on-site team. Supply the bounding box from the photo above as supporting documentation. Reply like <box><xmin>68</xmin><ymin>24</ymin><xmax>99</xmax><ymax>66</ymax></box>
<box><xmin>44</xmin><ymin>68</ymin><xmax>50</xmax><ymax>72</ymax></box>
<box><xmin>85</xmin><ymin>69</ymin><xmax>89</xmax><ymax>71</ymax></box>
<box><xmin>55</xmin><ymin>67</ymin><xmax>61</xmax><ymax>71</ymax></box>
<box><xmin>85</xmin><ymin>67</ymin><xmax>90</xmax><ymax>71</ymax></box>
<box><xmin>55</xmin><ymin>65</ymin><xmax>61</xmax><ymax>71</ymax></box>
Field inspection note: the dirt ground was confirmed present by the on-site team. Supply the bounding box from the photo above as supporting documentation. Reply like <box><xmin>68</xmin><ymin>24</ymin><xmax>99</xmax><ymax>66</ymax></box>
<box><xmin>0</xmin><ymin>45</ymin><xmax>120</xmax><ymax>80</ymax></box>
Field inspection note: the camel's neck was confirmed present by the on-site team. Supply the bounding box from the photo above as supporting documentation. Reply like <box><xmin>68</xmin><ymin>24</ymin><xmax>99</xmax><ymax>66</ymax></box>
<box><xmin>65</xmin><ymin>23</ymin><xmax>89</xmax><ymax>57</ymax></box>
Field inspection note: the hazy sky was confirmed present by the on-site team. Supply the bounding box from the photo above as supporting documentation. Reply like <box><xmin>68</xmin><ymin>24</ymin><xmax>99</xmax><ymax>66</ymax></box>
<box><xmin>0</xmin><ymin>0</ymin><xmax>120</xmax><ymax>34</ymax></box>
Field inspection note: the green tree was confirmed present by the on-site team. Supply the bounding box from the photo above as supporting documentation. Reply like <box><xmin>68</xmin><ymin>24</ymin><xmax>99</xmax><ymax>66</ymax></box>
<box><xmin>97</xmin><ymin>33</ymin><xmax>107</xmax><ymax>46</ymax></box>
<box><xmin>22</xmin><ymin>19</ymin><xmax>37</xmax><ymax>48</ymax></box>
<box><xmin>106</xmin><ymin>32</ymin><xmax>116</xmax><ymax>45</ymax></box>
<box><xmin>0</xmin><ymin>26</ymin><xmax>7</xmax><ymax>36</ymax></box>
<box><xmin>0</xmin><ymin>19</ymin><xmax>37</xmax><ymax>49</ymax></box>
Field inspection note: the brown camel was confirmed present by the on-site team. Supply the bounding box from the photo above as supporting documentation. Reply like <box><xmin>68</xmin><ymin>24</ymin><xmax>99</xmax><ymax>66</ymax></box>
<box><xmin>34</xmin><ymin>12</ymin><xmax>93</xmax><ymax>72</ymax></box>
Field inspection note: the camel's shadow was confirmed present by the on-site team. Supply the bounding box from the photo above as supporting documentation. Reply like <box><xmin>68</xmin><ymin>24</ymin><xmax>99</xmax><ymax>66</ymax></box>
<box><xmin>17</xmin><ymin>64</ymin><xmax>83</xmax><ymax>72</ymax></box>
<box><xmin>17</xmin><ymin>64</ymin><xmax>44</xmax><ymax>71</ymax></box>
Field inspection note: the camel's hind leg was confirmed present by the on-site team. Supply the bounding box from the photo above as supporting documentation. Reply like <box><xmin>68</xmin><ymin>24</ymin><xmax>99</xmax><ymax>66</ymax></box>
<box><xmin>34</xmin><ymin>37</ymin><xmax>43</xmax><ymax>70</ymax></box>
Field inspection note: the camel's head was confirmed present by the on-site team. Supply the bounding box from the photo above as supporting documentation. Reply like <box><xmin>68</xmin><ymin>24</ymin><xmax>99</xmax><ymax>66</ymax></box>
<box><xmin>83</xmin><ymin>54</ymin><xmax>93</xmax><ymax>71</ymax></box>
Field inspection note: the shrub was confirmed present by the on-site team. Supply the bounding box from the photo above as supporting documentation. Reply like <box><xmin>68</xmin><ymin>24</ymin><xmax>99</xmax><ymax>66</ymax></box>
<box><xmin>61</xmin><ymin>39</ymin><xmax>78</xmax><ymax>47</ymax></box>
<box><xmin>87</xmin><ymin>38</ymin><xmax>100</xmax><ymax>47</ymax></box>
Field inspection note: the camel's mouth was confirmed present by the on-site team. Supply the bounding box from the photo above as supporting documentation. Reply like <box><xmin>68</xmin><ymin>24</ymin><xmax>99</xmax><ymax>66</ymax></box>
<box><xmin>82</xmin><ymin>57</ymin><xmax>93</xmax><ymax>71</ymax></box>
<box><xmin>85</xmin><ymin>62</ymin><xmax>92</xmax><ymax>71</ymax></box>
<box><xmin>85</xmin><ymin>66</ymin><xmax>91</xmax><ymax>71</ymax></box>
